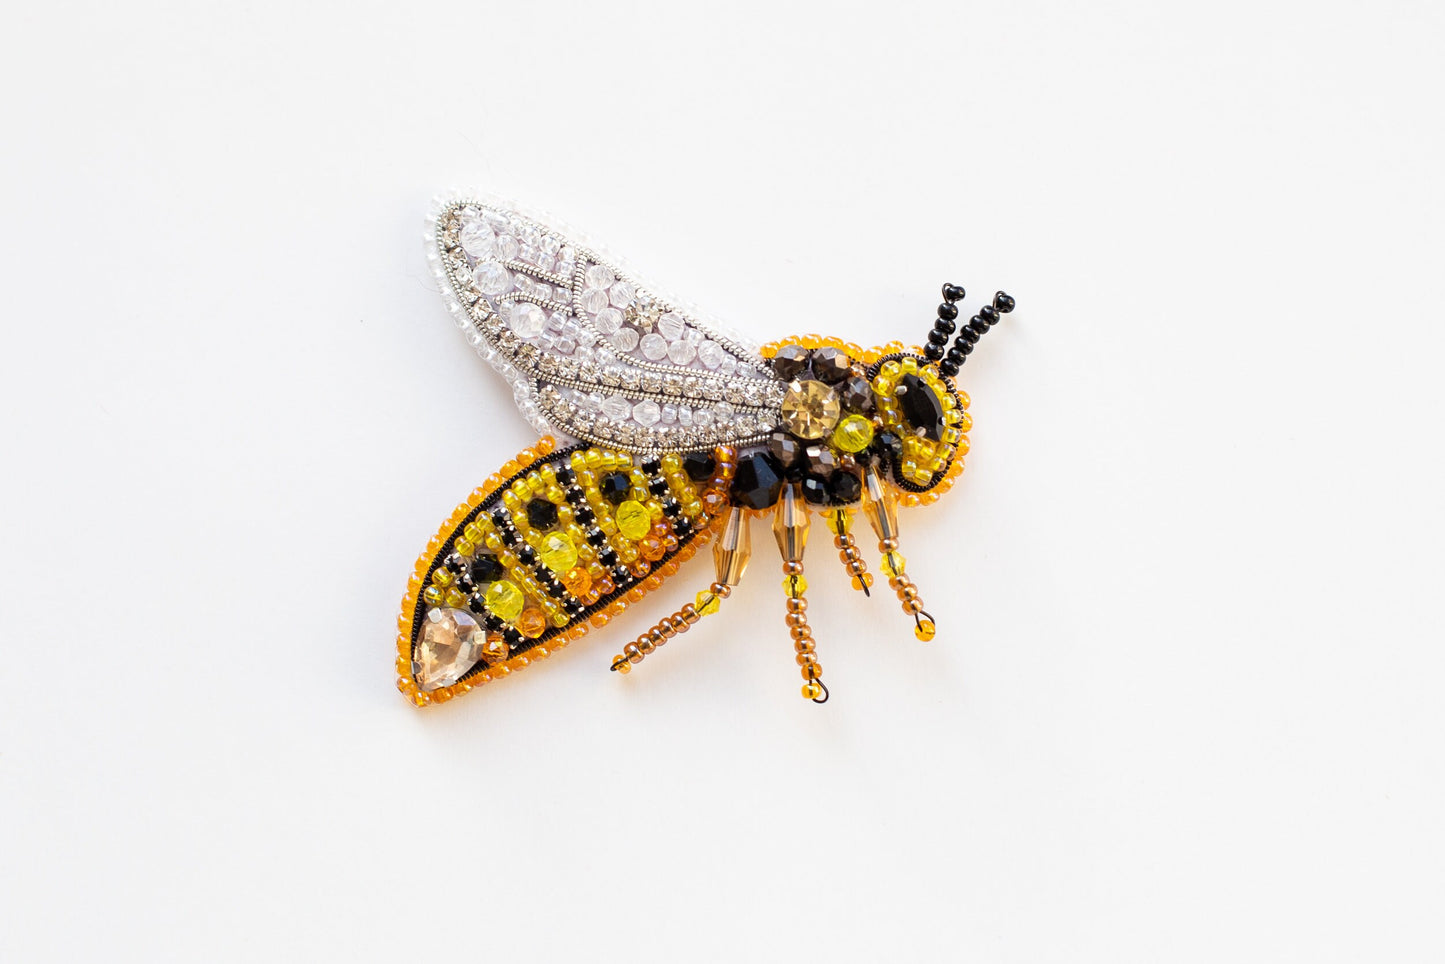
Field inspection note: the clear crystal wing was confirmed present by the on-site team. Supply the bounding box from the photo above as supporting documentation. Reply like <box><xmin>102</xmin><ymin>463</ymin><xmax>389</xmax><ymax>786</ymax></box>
<box><xmin>427</xmin><ymin>195</ymin><xmax>787</xmax><ymax>453</ymax></box>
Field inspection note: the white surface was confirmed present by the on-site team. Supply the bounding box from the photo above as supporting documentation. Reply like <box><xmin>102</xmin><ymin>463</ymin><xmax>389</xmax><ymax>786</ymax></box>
<box><xmin>2</xmin><ymin>2</ymin><xmax>1442</xmax><ymax>961</ymax></box>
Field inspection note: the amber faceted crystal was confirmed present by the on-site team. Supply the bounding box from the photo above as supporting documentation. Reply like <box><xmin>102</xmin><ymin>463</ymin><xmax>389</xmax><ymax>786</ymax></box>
<box><xmin>412</xmin><ymin>607</ymin><xmax>485</xmax><ymax>691</ymax></box>
<box><xmin>780</xmin><ymin>379</ymin><xmax>841</xmax><ymax>440</ymax></box>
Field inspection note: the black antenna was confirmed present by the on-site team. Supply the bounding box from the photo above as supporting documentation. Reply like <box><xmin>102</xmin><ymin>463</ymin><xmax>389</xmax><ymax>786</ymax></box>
<box><xmin>937</xmin><ymin>289</ymin><xmax>1015</xmax><ymax>379</ymax></box>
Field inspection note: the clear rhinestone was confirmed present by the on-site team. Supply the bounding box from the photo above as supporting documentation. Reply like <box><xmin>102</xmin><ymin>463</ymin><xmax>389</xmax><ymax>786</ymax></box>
<box><xmin>640</xmin><ymin>333</ymin><xmax>668</xmax><ymax>361</ymax></box>
<box><xmin>585</xmin><ymin>264</ymin><xmax>615</xmax><ymax>289</ymax></box>
<box><xmin>633</xmin><ymin>400</ymin><xmax>661</xmax><ymax>426</ymax></box>
<box><xmin>657</xmin><ymin>311</ymin><xmax>687</xmax><ymax>342</ymax></box>
<box><xmin>509</xmin><ymin>303</ymin><xmax>547</xmax><ymax>338</ymax></box>
<box><xmin>412</xmin><ymin>607</ymin><xmax>485</xmax><ymax>691</ymax></box>
<box><xmin>595</xmin><ymin>307</ymin><xmax>624</xmax><ymax>334</ymax></box>
<box><xmin>473</xmin><ymin>261</ymin><xmax>513</xmax><ymax>296</ymax></box>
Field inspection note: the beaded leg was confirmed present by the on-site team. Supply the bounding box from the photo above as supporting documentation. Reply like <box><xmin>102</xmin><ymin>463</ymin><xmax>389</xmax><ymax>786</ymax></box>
<box><xmin>610</xmin><ymin>506</ymin><xmax>751</xmax><ymax>674</ymax></box>
<box><xmin>862</xmin><ymin>463</ymin><xmax>936</xmax><ymax>641</ymax></box>
<box><xmin>773</xmin><ymin>483</ymin><xmax>827</xmax><ymax>702</ymax></box>
<box><xmin>825</xmin><ymin>507</ymin><xmax>873</xmax><ymax>597</ymax></box>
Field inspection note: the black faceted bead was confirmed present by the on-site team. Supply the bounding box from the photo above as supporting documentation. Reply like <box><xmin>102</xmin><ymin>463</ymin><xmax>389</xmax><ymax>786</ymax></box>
<box><xmin>482</xmin><ymin>609</ymin><xmax>504</xmax><ymax>629</ymax></box>
<box><xmin>443</xmin><ymin>553</ymin><xmax>465</xmax><ymax>574</ymax></box>
<box><xmin>502</xmin><ymin>627</ymin><xmax>523</xmax><ymax>647</ymax></box>
<box><xmin>800</xmin><ymin>473</ymin><xmax>830</xmax><ymax>505</ymax></box>
<box><xmin>526</xmin><ymin>497</ymin><xmax>559</xmax><ymax>530</ymax></box>
<box><xmin>662</xmin><ymin>498</ymin><xmax>682</xmax><ymax>517</ymax></box>
<box><xmin>897</xmin><ymin>373</ymin><xmax>945</xmax><ymax>441</ymax></box>
<box><xmin>648</xmin><ymin>477</ymin><xmax>670</xmax><ymax>496</ymax></box>
<box><xmin>585</xmin><ymin>526</ymin><xmax>607</xmax><ymax>546</ymax></box>
<box><xmin>469</xmin><ymin>552</ymin><xmax>504</xmax><ymax>585</ymax></box>
<box><xmin>554</xmin><ymin>467</ymin><xmax>575</xmax><ymax>486</ymax></box>
<box><xmin>802</xmin><ymin>444</ymin><xmax>838</xmax><ymax>476</ymax></box>
<box><xmin>828</xmin><ymin>469</ymin><xmax>862</xmax><ymax>503</ymax></box>
<box><xmin>771</xmin><ymin>344</ymin><xmax>810</xmax><ymax>380</ymax></box>
<box><xmin>682</xmin><ymin>451</ymin><xmax>715</xmax><ymax>483</ymax></box>
<box><xmin>811</xmin><ymin>346</ymin><xmax>851</xmax><ymax>384</ymax></box>
<box><xmin>729</xmin><ymin>451</ymin><xmax>786</xmax><ymax>510</ymax></box>
<box><xmin>574</xmin><ymin>505</ymin><xmax>595</xmax><ymax>525</ymax></box>
<box><xmin>489</xmin><ymin>508</ymin><xmax>510</xmax><ymax>527</ymax></box>
<box><xmin>769</xmin><ymin>431</ymin><xmax>805</xmax><ymax>471</ymax></box>
<box><xmin>499</xmin><ymin>526</ymin><xmax>521</xmax><ymax>545</ymax></box>
<box><xmin>924</xmin><ymin>343</ymin><xmax>945</xmax><ymax>361</ymax></box>
<box><xmin>937</xmin><ymin>302</ymin><xmax>959</xmax><ymax>321</ymax></box>
<box><xmin>641</xmin><ymin>458</ymin><xmax>661</xmax><ymax>475</ymax></box>
<box><xmin>611</xmin><ymin>566</ymin><xmax>633</xmax><ymax>584</ymax></box>
<box><xmin>872</xmin><ymin>430</ymin><xmax>904</xmax><ymax>463</ymax></box>
<box><xmin>565</xmin><ymin>601</ymin><xmax>587</xmax><ymax>617</ymax></box>
<box><xmin>517</xmin><ymin>545</ymin><xmax>538</xmax><ymax>565</ymax></box>
<box><xmin>994</xmin><ymin>291</ymin><xmax>1015</xmax><ymax>313</ymax></box>
<box><xmin>600</xmin><ymin>472</ymin><xmax>631</xmax><ymax>505</ymax></box>
<box><xmin>673</xmin><ymin>517</ymin><xmax>693</xmax><ymax>536</ymax></box>
<box><xmin>564</xmin><ymin>485</ymin><xmax>585</xmax><ymax>502</ymax></box>
<box><xmin>454</xmin><ymin>573</ymin><xmax>474</xmax><ymax>595</ymax></box>
<box><xmin>839</xmin><ymin>375</ymin><xmax>873</xmax><ymax>413</ymax></box>
<box><xmin>598</xmin><ymin>547</ymin><xmax>619</xmax><ymax>566</ymax></box>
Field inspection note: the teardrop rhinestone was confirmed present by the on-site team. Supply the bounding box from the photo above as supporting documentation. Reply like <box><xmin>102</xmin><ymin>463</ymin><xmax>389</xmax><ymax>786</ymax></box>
<box><xmin>412</xmin><ymin>607</ymin><xmax>485</xmax><ymax>691</ymax></box>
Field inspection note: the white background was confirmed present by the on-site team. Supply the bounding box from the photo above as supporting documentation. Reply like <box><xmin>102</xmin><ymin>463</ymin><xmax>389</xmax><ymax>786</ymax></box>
<box><xmin>2</xmin><ymin>1</ymin><xmax>1442</xmax><ymax>961</ymax></box>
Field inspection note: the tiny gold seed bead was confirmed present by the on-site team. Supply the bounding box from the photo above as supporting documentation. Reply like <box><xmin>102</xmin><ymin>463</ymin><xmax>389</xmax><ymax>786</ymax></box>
<box><xmin>802</xmin><ymin>682</ymin><xmax>824</xmax><ymax>700</ymax></box>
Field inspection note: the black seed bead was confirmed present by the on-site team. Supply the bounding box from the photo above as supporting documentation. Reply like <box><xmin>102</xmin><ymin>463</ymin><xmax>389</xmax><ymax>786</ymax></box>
<box><xmin>574</xmin><ymin>505</ymin><xmax>595</xmax><ymax>525</ymax></box>
<box><xmin>924</xmin><ymin>343</ymin><xmax>945</xmax><ymax>361</ymax></box>
<box><xmin>979</xmin><ymin>305</ymin><xmax>999</xmax><ymax>325</ymax></box>
<box><xmin>938</xmin><ymin>360</ymin><xmax>959</xmax><ymax>378</ymax></box>
<box><xmin>490</xmin><ymin>508</ymin><xmax>510</xmax><ymax>527</ymax></box>
<box><xmin>517</xmin><ymin>545</ymin><xmax>538</xmax><ymax>565</ymax></box>
<box><xmin>554</xmin><ymin>467</ymin><xmax>575</xmax><ymax>486</ymax></box>
<box><xmin>993</xmin><ymin>291</ymin><xmax>1015</xmax><ymax>313</ymax></box>
<box><xmin>969</xmin><ymin>319</ymin><xmax>990</xmax><ymax>337</ymax></box>
<box><xmin>648</xmin><ymin>477</ymin><xmax>669</xmax><ymax>496</ymax></box>
<box><xmin>933</xmin><ymin>316</ymin><xmax>956</xmax><ymax>335</ymax></box>
<box><xmin>526</xmin><ymin>498</ymin><xmax>559</xmax><ymax>530</ymax></box>
<box><xmin>641</xmin><ymin>458</ymin><xmax>661</xmax><ymax>475</ymax></box>
<box><xmin>600</xmin><ymin>472</ymin><xmax>631</xmax><ymax>505</ymax></box>
<box><xmin>662</xmin><ymin>498</ymin><xmax>682</xmax><ymax>517</ymax></box>
<box><xmin>599</xmin><ymin>547</ymin><xmax>619</xmax><ymax>566</ymax></box>
<box><xmin>942</xmin><ymin>283</ymin><xmax>966</xmax><ymax>303</ymax></box>
<box><xmin>800</xmin><ymin>473</ymin><xmax>830</xmax><ymax>505</ymax></box>
<box><xmin>927</xmin><ymin>329</ymin><xmax>950</xmax><ymax>346</ymax></box>
<box><xmin>937</xmin><ymin>302</ymin><xmax>959</xmax><ymax>321</ymax></box>
<box><xmin>585</xmin><ymin>526</ymin><xmax>607</xmax><ymax>546</ymax></box>
<box><xmin>682</xmin><ymin>451</ymin><xmax>715</xmax><ymax>483</ymax></box>
<box><xmin>958</xmin><ymin>326</ymin><xmax>981</xmax><ymax>344</ymax></box>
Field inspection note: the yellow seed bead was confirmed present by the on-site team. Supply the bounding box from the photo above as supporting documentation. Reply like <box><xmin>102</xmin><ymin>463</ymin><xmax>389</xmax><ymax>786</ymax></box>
<box><xmin>782</xmin><ymin>573</ymin><xmax>809</xmax><ymax>597</ymax></box>
<box><xmin>444</xmin><ymin>588</ymin><xmax>467</xmax><ymax>608</ymax></box>
<box><xmin>914</xmin><ymin>617</ymin><xmax>936</xmax><ymax>641</ymax></box>
<box><xmin>539</xmin><ymin>532</ymin><xmax>578</xmax><ymax>573</ymax></box>
<box><xmin>422</xmin><ymin>585</ymin><xmax>443</xmax><ymax>605</ymax></box>
<box><xmin>882</xmin><ymin>551</ymin><xmax>906</xmax><ymax>577</ymax></box>
<box><xmin>802</xmin><ymin>681</ymin><xmax>823</xmax><ymax>700</ymax></box>
<box><xmin>453</xmin><ymin>537</ymin><xmax>476</xmax><ymax>557</ymax></box>
<box><xmin>695</xmin><ymin>590</ymin><xmax>720</xmax><ymax>616</ymax></box>
<box><xmin>485</xmin><ymin>580</ymin><xmax>525</xmax><ymax>621</ymax></box>
<box><xmin>431</xmin><ymin>568</ymin><xmax>454</xmax><ymax>587</ymax></box>
<box><xmin>832</xmin><ymin>414</ymin><xmax>874</xmax><ymax>454</ymax></box>
<box><xmin>616</xmin><ymin>500</ymin><xmax>651</xmax><ymax>540</ymax></box>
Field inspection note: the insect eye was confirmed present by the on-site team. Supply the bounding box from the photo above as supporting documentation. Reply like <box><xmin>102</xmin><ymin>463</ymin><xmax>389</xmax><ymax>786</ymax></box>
<box><xmin>870</xmin><ymin>356</ymin><xmax>965</xmax><ymax>489</ymax></box>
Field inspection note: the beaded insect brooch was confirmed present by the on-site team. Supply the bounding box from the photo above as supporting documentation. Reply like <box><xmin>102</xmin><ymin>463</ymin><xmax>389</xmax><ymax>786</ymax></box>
<box><xmin>396</xmin><ymin>195</ymin><xmax>1014</xmax><ymax>707</ymax></box>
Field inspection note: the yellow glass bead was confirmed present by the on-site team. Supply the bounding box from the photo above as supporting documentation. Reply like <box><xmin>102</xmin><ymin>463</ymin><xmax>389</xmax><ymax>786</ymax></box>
<box><xmin>882</xmin><ymin>551</ymin><xmax>906</xmax><ymax>577</ymax></box>
<box><xmin>422</xmin><ymin>585</ymin><xmax>443</xmax><ymax>605</ymax></box>
<box><xmin>802</xmin><ymin>681</ymin><xmax>824</xmax><ymax>700</ymax></box>
<box><xmin>826</xmin><ymin>508</ymin><xmax>853</xmax><ymax>536</ymax></box>
<box><xmin>444</xmin><ymin>588</ymin><xmax>467</xmax><ymax>608</ymax></box>
<box><xmin>539</xmin><ymin>532</ymin><xmax>578</xmax><ymax>573</ymax></box>
<box><xmin>616</xmin><ymin>500</ymin><xmax>651</xmax><ymax>540</ymax></box>
<box><xmin>914</xmin><ymin>617</ymin><xmax>936</xmax><ymax>641</ymax></box>
<box><xmin>453</xmin><ymin>537</ymin><xmax>476</xmax><ymax>557</ymax></box>
<box><xmin>516</xmin><ymin>608</ymin><xmax>547</xmax><ymax>639</ymax></box>
<box><xmin>832</xmin><ymin>414</ymin><xmax>874</xmax><ymax>453</ymax></box>
<box><xmin>782</xmin><ymin>573</ymin><xmax>808</xmax><ymax>597</ymax></box>
<box><xmin>463</xmin><ymin>522</ymin><xmax>483</xmax><ymax>543</ymax></box>
<box><xmin>561</xmin><ymin>566</ymin><xmax>592</xmax><ymax>596</ymax></box>
<box><xmin>661</xmin><ymin>453</ymin><xmax>681</xmax><ymax>474</ymax></box>
<box><xmin>431</xmin><ymin>567</ymin><xmax>454</xmax><ymax>587</ymax></box>
<box><xmin>485</xmin><ymin>580</ymin><xmax>525</xmax><ymax>621</ymax></box>
<box><xmin>695</xmin><ymin>590</ymin><xmax>721</xmax><ymax>616</ymax></box>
